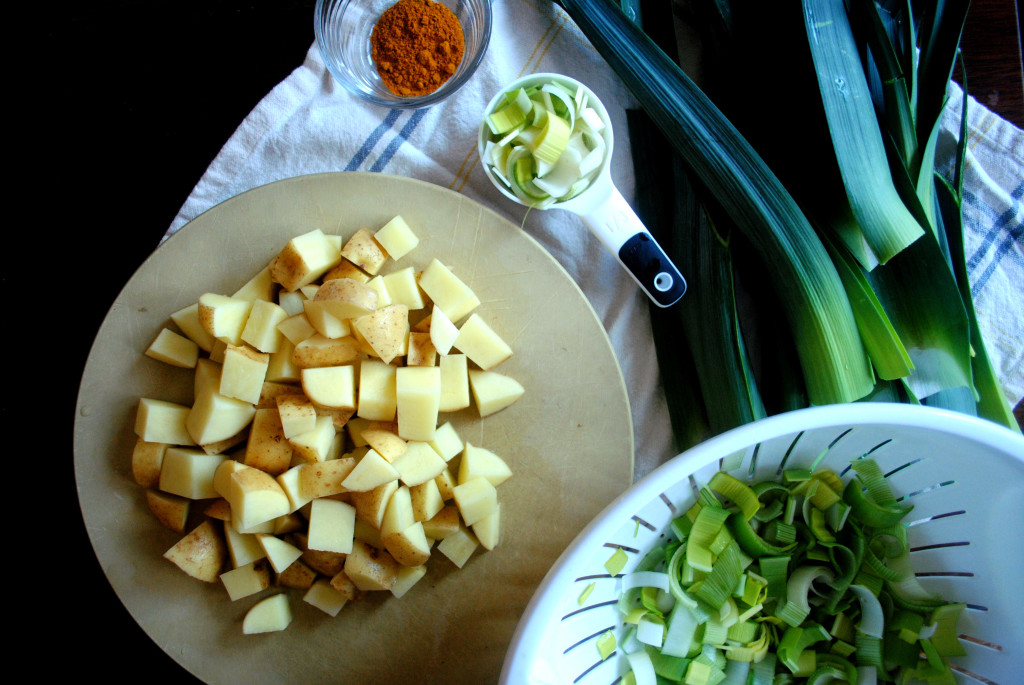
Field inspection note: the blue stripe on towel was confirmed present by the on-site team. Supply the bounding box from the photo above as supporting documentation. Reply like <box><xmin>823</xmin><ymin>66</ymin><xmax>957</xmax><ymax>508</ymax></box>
<box><xmin>370</xmin><ymin>108</ymin><xmax>427</xmax><ymax>172</ymax></box>
<box><xmin>345</xmin><ymin>109</ymin><xmax>402</xmax><ymax>171</ymax></box>
<box><xmin>964</xmin><ymin>180</ymin><xmax>1024</xmax><ymax>293</ymax></box>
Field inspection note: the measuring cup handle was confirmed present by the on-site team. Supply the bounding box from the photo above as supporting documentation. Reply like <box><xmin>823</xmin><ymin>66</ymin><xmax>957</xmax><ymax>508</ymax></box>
<box><xmin>579</xmin><ymin>186</ymin><xmax>687</xmax><ymax>308</ymax></box>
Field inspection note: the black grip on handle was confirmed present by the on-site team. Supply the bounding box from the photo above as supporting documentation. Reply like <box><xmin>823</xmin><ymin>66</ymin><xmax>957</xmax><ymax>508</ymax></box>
<box><xmin>618</xmin><ymin>232</ymin><xmax>687</xmax><ymax>307</ymax></box>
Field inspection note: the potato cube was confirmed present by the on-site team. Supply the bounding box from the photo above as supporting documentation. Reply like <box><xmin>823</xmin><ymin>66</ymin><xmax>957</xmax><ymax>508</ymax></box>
<box><xmin>278</xmin><ymin>559</ymin><xmax>318</xmax><ymax>590</ymax></box>
<box><xmin>365</xmin><ymin>275</ymin><xmax>393</xmax><ymax>307</ymax></box>
<box><xmin>145</xmin><ymin>489</ymin><xmax>190</xmax><ymax>533</ymax></box>
<box><xmin>340</xmin><ymin>227</ymin><xmax>388</xmax><ymax>275</ymax></box>
<box><xmin>344</xmin><ymin>540</ymin><xmax>401</xmax><ymax>592</ymax></box>
<box><xmin>276</xmin><ymin>394</ymin><xmax>317</xmax><ymax>439</ymax></box>
<box><xmin>341</xmin><ymin>449</ymin><xmax>401</xmax><ymax>492</ymax></box>
<box><xmin>132</xmin><ymin>439</ymin><xmax>168</xmax><ymax>488</ymax></box>
<box><xmin>298</xmin><ymin>456</ymin><xmax>357</xmax><ymax>499</ymax></box>
<box><xmin>256</xmin><ymin>533</ymin><xmax>303</xmax><ymax>573</ymax></box>
<box><xmin>278</xmin><ymin>289</ymin><xmax>306</xmax><ymax>316</ymax></box>
<box><xmin>374</xmin><ymin>215</ymin><xmax>419</xmax><ymax>261</ymax></box>
<box><xmin>358</xmin><ymin>360</ymin><xmax>398</xmax><ymax>421</ymax></box>
<box><xmin>242</xmin><ymin>593</ymin><xmax>293</xmax><ymax>634</ymax></box>
<box><xmin>221</xmin><ymin>559</ymin><xmax>272</xmax><ymax>601</ymax></box>
<box><xmin>164</xmin><ymin>520</ymin><xmax>227</xmax><ymax>582</ymax></box>
<box><xmin>145</xmin><ymin>328</ymin><xmax>200</xmax><ymax>368</ymax></box>
<box><xmin>198</xmin><ymin>293</ymin><xmax>253</xmax><ymax>346</ymax></box>
<box><xmin>406</xmin><ymin>331</ymin><xmax>436</xmax><ymax>367</ymax></box>
<box><xmin>297</xmin><ymin>533</ymin><xmax>348</xmax><ymax>576</ymax></box>
<box><xmin>307</xmin><ymin>498</ymin><xmax>356</xmax><ymax>555</ymax></box>
<box><xmin>436</xmin><ymin>525</ymin><xmax>479</xmax><ymax>568</ymax></box>
<box><xmin>390</xmin><ymin>564</ymin><xmax>428</xmax><ymax>599</ymax></box>
<box><xmin>417</xmin><ymin>259</ymin><xmax>479</xmax><ymax>323</ymax></box>
<box><xmin>380</xmin><ymin>485</ymin><xmax>415</xmax><ymax>538</ymax></box>
<box><xmin>383</xmin><ymin>521</ymin><xmax>432</xmax><ymax>567</ymax></box>
<box><xmin>277</xmin><ymin>313</ymin><xmax>317</xmax><ymax>346</ymax></box>
<box><xmin>453</xmin><ymin>314</ymin><xmax>513</xmax><ymax>370</ymax></box>
<box><xmin>243</xmin><ymin>408</ymin><xmax>293</xmax><ymax>475</ymax></box>
<box><xmin>159</xmin><ymin>448</ymin><xmax>226</xmax><ymax>500</ymax></box>
<box><xmin>434</xmin><ymin>468</ymin><xmax>457</xmax><ymax>501</ymax></box>
<box><xmin>276</xmin><ymin>465</ymin><xmax>312</xmax><ymax>512</ymax></box>
<box><xmin>381</xmin><ymin>267</ymin><xmax>426</xmax><ymax>310</ymax></box>
<box><xmin>302</xmin><ymin>302</ymin><xmax>352</xmax><ymax>339</ymax></box>
<box><xmin>422</xmin><ymin>504</ymin><xmax>461</xmax><ymax>540</ymax></box>
<box><xmin>187</xmin><ymin>385</ymin><xmax>256</xmax><ymax>446</ymax></box>
<box><xmin>438</xmin><ymin>354</ymin><xmax>470</xmax><ymax>412</ymax></box>
<box><xmin>472</xmin><ymin>503</ymin><xmax>501</xmax><ymax>551</ymax></box>
<box><xmin>170</xmin><ymin>302</ymin><xmax>217</xmax><ymax>352</ymax></box>
<box><xmin>427</xmin><ymin>422</ymin><xmax>463</xmax><ymax>462</ymax></box>
<box><xmin>323</xmin><ymin>259</ymin><xmax>370</xmax><ymax>283</ymax></box>
<box><xmin>452</xmin><ymin>476</ymin><xmax>498</xmax><ymax>527</ymax></box>
<box><xmin>220</xmin><ymin>344</ymin><xmax>270</xmax><ymax>404</ymax></box>
<box><xmin>350</xmin><ymin>479</ymin><xmax>399</xmax><ymax>530</ymax></box>
<box><xmin>301</xmin><ymin>365</ymin><xmax>356</xmax><ymax>410</ymax></box>
<box><xmin>135</xmin><ymin>398</ymin><xmax>195</xmax><ymax>446</ymax></box>
<box><xmin>291</xmin><ymin>334</ymin><xmax>360</xmax><ymax>369</ymax></box>
<box><xmin>232</xmin><ymin>264</ymin><xmax>277</xmax><ymax>303</ymax></box>
<box><xmin>410</xmin><ymin>478</ymin><xmax>444</xmax><ymax>523</ymax></box>
<box><xmin>457</xmin><ymin>443</ymin><xmax>513</xmax><ymax>487</ymax></box>
<box><xmin>392</xmin><ymin>441</ymin><xmax>447</xmax><ymax>487</ymax></box>
<box><xmin>396</xmin><ymin>366</ymin><xmax>440</xmax><ymax>441</ymax></box>
<box><xmin>228</xmin><ymin>467</ymin><xmax>292</xmax><ymax>530</ymax></box>
<box><xmin>468</xmin><ymin>369</ymin><xmax>525</xmax><ymax>417</ymax></box>
<box><xmin>429</xmin><ymin>305</ymin><xmax>459</xmax><ymax>355</ymax></box>
<box><xmin>353</xmin><ymin>304</ymin><xmax>409</xmax><ymax>364</ymax></box>
<box><xmin>361</xmin><ymin>427</ymin><xmax>407</xmax><ymax>463</ymax></box>
<box><xmin>241</xmin><ymin>299</ymin><xmax>289</xmax><ymax>353</ymax></box>
<box><xmin>266</xmin><ymin>338</ymin><xmax>301</xmax><ymax>383</ymax></box>
<box><xmin>289</xmin><ymin>414</ymin><xmax>336</xmax><ymax>463</ymax></box>
<box><xmin>269</xmin><ymin>228</ymin><xmax>341</xmax><ymax>291</ymax></box>
<box><xmin>329</xmin><ymin>570</ymin><xmax>365</xmax><ymax>601</ymax></box>
<box><xmin>303</xmin><ymin>578</ymin><xmax>348</xmax><ymax>617</ymax></box>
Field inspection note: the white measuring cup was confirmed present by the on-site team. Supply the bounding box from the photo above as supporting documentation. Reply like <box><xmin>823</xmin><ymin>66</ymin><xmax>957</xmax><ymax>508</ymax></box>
<box><xmin>478</xmin><ymin>73</ymin><xmax>686</xmax><ymax>308</ymax></box>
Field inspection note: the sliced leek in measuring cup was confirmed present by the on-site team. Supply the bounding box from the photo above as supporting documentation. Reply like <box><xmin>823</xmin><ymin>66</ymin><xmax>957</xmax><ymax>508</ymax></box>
<box><xmin>478</xmin><ymin>73</ymin><xmax>686</xmax><ymax>308</ymax></box>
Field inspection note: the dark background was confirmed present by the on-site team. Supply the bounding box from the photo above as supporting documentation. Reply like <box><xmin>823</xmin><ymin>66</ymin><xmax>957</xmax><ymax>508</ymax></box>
<box><xmin>37</xmin><ymin>0</ymin><xmax>1019</xmax><ymax>682</ymax></box>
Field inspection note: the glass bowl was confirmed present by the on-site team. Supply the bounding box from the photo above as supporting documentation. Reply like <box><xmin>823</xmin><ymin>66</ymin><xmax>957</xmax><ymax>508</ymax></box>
<box><xmin>314</xmin><ymin>0</ymin><xmax>492</xmax><ymax>109</ymax></box>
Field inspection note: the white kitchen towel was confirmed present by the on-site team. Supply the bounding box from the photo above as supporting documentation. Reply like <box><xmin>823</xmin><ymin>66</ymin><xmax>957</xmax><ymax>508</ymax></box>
<box><xmin>167</xmin><ymin>0</ymin><xmax>1023</xmax><ymax>479</ymax></box>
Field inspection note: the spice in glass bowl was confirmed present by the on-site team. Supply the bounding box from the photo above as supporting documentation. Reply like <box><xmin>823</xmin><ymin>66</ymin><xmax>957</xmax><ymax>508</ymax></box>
<box><xmin>370</xmin><ymin>0</ymin><xmax>466</xmax><ymax>97</ymax></box>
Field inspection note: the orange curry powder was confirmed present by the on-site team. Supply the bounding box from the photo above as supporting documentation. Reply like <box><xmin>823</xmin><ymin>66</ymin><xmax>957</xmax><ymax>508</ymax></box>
<box><xmin>370</xmin><ymin>0</ymin><xmax>466</xmax><ymax>97</ymax></box>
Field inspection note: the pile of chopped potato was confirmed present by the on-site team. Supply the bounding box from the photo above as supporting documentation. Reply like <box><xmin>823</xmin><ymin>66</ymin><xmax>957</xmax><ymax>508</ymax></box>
<box><xmin>131</xmin><ymin>216</ymin><xmax>524</xmax><ymax>634</ymax></box>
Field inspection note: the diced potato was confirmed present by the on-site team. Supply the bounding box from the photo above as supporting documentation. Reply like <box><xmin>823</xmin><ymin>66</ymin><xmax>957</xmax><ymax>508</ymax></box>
<box><xmin>276</xmin><ymin>465</ymin><xmax>312</xmax><ymax>512</ymax></box>
<box><xmin>409</xmin><ymin>478</ymin><xmax>444</xmax><ymax>523</ymax></box>
<box><xmin>186</xmin><ymin>384</ymin><xmax>256</xmax><ymax>446</ymax></box>
<box><xmin>361</xmin><ymin>427</ymin><xmax>407</xmax><ymax>463</ymax></box>
<box><xmin>374</xmin><ymin>215</ymin><xmax>419</xmax><ymax>261</ymax></box>
<box><xmin>255</xmin><ymin>533</ymin><xmax>303</xmax><ymax>573</ymax></box>
<box><xmin>427</xmin><ymin>422</ymin><xmax>463</xmax><ymax>462</ymax></box>
<box><xmin>276</xmin><ymin>394</ymin><xmax>318</xmax><ymax>439</ymax></box>
<box><xmin>277</xmin><ymin>559</ymin><xmax>318</xmax><ymax>590</ymax></box>
<box><xmin>340</xmin><ymin>227</ymin><xmax>388</xmax><ymax>275</ymax></box>
<box><xmin>224</xmin><ymin>522</ymin><xmax>267</xmax><ymax>568</ymax></box>
<box><xmin>350</xmin><ymin>479</ymin><xmax>399</xmax><ymax>530</ymax></box>
<box><xmin>406</xmin><ymin>331</ymin><xmax>436</xmax><ymax>367</ymax></box>
<box><xmin>382</xmin><ymin>521</ymin><xmax>431</xmax><ymax>567</ymax></box>
<box><xmin>266</xmin><ymin>338</ymin><xmax>301</xmax><ymax>383</ymax></box>
<box><xmin>298</xmin><ymin>456</ymin><xmax>357</xmax><ymax>499</ymax></box>
<box><xmin>307</xmin><ymin>498</ymin><xmax>356</xmax><ymax>555</ymax></box>
<box><xmin>232</xmin><ymin>264</ymin><xmax>277</xmax><ymax>303</ymax></box>
<box><xmin>278</xmin><ymin>289</ymin><xmax>306</xmax><ymax>317</ymax></box>
<box><xmin>353</xmin><ymin>304</ymin><xmax>410</xmax><ymax>364</ymax></box>
<box><xmin>198</xmin><ymin>293</ymin><xmax>253</xmax><ymax>346</ymax></box>
<box><xmin>291</xmin><ymin>334</ymin><xmax>360</xmax><ymax>369</ymax></box>
<box><xmin>204</xmin><ymin>498</ymin><xmax>232</xmax><ymax>521</ymax></box>
<box><xmin>392</xmin><ymin>441</ymin><xmax>447</xmax><ymax>487</ymax></box>
<box><xmin>457</xmin><ymin>443</ymin><xmax>513</xmax><ymax>487</ymax></box>
<box><xmin>365</xmin><ymin>275</ymin><xmax>393</xmax><ymax>307</ymax></box>
<box><xmin>228</xmin><ymin>467</ymin><xmax>292</xmax><ymax>530</ymax></box>
<box><xmin>257</xmin><ymin>381</ymin><xmax>304</xmax><ymax>409</ymax></box>
<box><xmin>434</xmin><ymin>468</ymin><xmax>457</xmax><ymax>501</ymax></box>
<box><xmin>395</xmin><ymin>366</ymin><xmax>441</xmax><ymax>441</ymax></box>
<box><xmin>422</xmin><ymin>504</ymin><xmax>461</xmax><ymax>540</ymax></box>
<box><xmin>277</xmin><ymin>313</ymin><xmax>317</xmax><ymax>346</ymax></box>
<box><xmin>197</xmin><ymin>427</ymin><xmax>249</xmax><ymax>456</ymax></box>
<box><xmin>329</xmin><ymin>570</ymin><xmax>365</xmax><ymax>601</ymax></box>
<box><xmin>380</xmin><ymin>485</ymin><xmax>415</xmax><ymax>538</ymax></box>
<box><xmin>289</xmin><ymin>414</ymin><xmax>336</xmax><ymax>463</ymax></box>
<box><xmin>296</xmin><ymin>532</ymin><xmax>348</xmax><ymax>576</ymax></box>
<box><xmin>390</xmin><ymin>564</ymin><xmax>428</xmax><ymax>599</ymax></box>
<box><xmin>170</xmin><ymin>302</ymin><xmax>217</xmax><ymax>352</ymax></box>
<box><xmin>452</xmin><ymin>476</ymin><xmax>498</xmax><ymax>527</ymax></box>
<box><xmin>302</xmin><ymin>302</ymin><xmax>352</xmax><ymax>339</ymax></box>
<box><xmin>301</xmin><ymin>365</ymin><xmax>356</xmax><ymax>410</ymax></box>
<box><xmin>241</xmin><ymin>299</ymin><xmax>289</xmax><ymax>353</ymax></box>
<box><xmin>304</xmin><ymin>578</ymin><xmax>348</xmax><ymax>617</ymax></box>
<box><xmin>453</xmin><ymin>313</ymin><xmax>513</xmax><ymax>370</ymax></box>
<box><xmin>269</xmin><ymin>228</ymin><xmax>341</xmax><ymax>291</ymax></box>
<box><xmin>135</xmin><ymin>398</ymin><xmax>195</xmax><ymax>446</ymax></box>
<box><xmin>468</xmin><ymin>369</ymin><xmax>525</xmax><ymax>417</ymax></box>
<box><xmin>132</xmin><ymin>439</ymin><xmax>168</xmax><ymax>488</ymax></box>
<box><xmin>220</xmin><ymin>344</ymin><xmax>270</xmax><ymax>405</ymax></box>
<box><xmin>344</xmin><ymin>540</ymin><xmax>401</xmax><ymax>592</ymax></box>
<box><xmin>159</xmin><ymin>448</ymin><xmax>226</xmax><ymax>500</ymax></box>
<box><xmin>472</xmin><ymin>503</ymin><xmax>501</xmax><ymax>551</ymax></box>
<box><xmin>381</xmin><ymin>267</ymin><xmax>426</xmax><ymax>310</ymax></box>
<box><xmin>438</xmin><ymin>354</ymin><xmax>471</xmax><ymax>412</ymax></box>
<box><xmin>243</xmin><ymin>408</ymin><xmax>293</xmax><ymax>475</ymax></box>
<box><xmin>221</xmin><ymin>559</ymin><xmax>272</xmax><ymax>601</ymax></box>
<box><xmin>358</xmin><ymin>360</ymin><xmax>398</xmax><ymax>421</ymax></box>
<box><xmin>164</xmin><ymin>520</ymin><xmax>227</xmax><ymax>582</ymax></box>
<box><xmin>417</xmin><ymin>259</ymin><xmax>479</xmax><ymax>323</ymax></box>
<box><xmin>145</xmin><ymin>489</ymin><xmax>190</xmax><ymax>533</ymax></box>
<box><xmin>323</xmin><ymin>259</ymin><xmax>370</xmax><ymax>284</ymax></box>
<box><xmin>341</xmin><ymin>449</ymin><xmax>401</xmax><ymax>492</ymax></box>
<box><xmin>436</xmin><ymin>525</ymin><xmax>479</xmax><ymax>568</ymax></box>
<box><xmin>145</xmin><ymin>328</ymin><xmax>200</xmax><ymax>368</ymax></box>
<box><xmin>429</xmin><ymin>305</ymin><xmax>459</xmax><ymax>355</ymax></box>
<box><xmin>242</xmin><ymin>593</ymin><xmax>293</xmax><ymax>634</ymax></box>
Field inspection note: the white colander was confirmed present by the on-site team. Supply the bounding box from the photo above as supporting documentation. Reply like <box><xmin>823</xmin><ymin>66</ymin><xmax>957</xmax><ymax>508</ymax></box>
<box><xmin>500</xmin><ymin>403</ymin><xmax>1024</xmax><ymax>684</ymax></box>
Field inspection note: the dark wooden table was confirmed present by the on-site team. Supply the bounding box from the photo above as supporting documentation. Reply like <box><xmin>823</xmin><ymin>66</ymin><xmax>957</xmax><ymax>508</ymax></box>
<box><xmin>42</xmin><ymin>1</ymin><xmax>1020</xmax><ymax>682</ymax></box>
